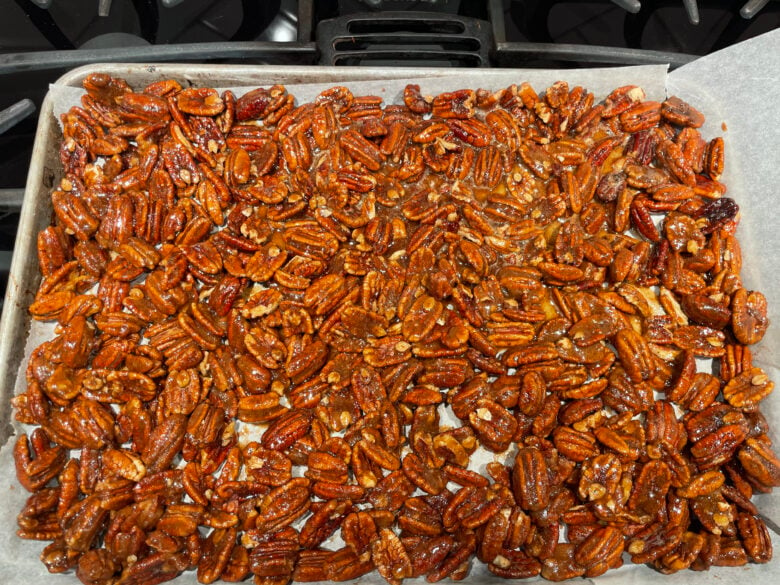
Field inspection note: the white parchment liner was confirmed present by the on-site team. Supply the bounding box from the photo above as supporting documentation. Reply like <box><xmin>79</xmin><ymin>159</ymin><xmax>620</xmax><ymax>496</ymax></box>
<box><xmin>1</xmin><ymin>29</ymin><xmax>779</xmax><ymax>584</ymax></box>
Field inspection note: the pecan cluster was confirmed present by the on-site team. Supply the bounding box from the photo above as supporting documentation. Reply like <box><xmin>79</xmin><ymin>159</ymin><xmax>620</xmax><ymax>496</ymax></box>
<box><xmin>14</xmin><ymin>74</ymin><xmax>778</xmax><ymax>584</ymax></box>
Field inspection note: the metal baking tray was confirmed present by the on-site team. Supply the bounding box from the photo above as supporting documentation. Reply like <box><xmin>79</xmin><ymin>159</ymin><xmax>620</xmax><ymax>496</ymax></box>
<box><xmin>1</xmin><ymin>59</ymin><xmax>777</xmax><ymax>585</ymax></box>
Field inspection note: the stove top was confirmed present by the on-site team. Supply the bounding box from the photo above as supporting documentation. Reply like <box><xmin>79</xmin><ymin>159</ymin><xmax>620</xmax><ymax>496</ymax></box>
<box><xmin>0</xmin><ymin>0</ymin><xmax>778</xmax><ymax>312</ymax></box>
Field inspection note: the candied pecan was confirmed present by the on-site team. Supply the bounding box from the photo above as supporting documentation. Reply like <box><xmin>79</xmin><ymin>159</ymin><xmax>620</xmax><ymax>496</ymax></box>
<box><xmin>512</xmin><ymin>447</ymin><xmax>550</xmax><ymax>512</ymax></box>
<box><xmin>662</xmin><ymin>96</ymin><xmax>705</xmax><ymax>128</ymax></box>
<box><xmin>731</xmin><ymin>288</ymin><xmax>769</xmax><ymax>345</ymax></box>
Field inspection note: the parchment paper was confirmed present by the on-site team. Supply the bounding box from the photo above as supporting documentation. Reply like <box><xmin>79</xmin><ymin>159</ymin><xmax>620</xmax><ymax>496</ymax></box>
<box><xmin>1</xmin><ymin>29</ymin><xmax>779</xmax><ymax>584</ymax></box>
<box><xmin>667</xmin><ymin>30</ymin><xmax>780</xmax><ymax>532</ymax></box>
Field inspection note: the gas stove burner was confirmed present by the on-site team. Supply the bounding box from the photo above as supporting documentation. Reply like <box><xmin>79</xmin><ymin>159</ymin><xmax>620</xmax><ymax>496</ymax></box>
<box><xmin>259</xmin><ymin>0</ymin><xmax>298</xmax><ymax>42</ymax></box>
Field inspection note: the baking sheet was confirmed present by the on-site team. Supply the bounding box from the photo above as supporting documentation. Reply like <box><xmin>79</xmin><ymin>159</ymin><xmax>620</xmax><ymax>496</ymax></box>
<box><xmin>0</xmin><ymin>28</ymin><xmax>779</xmax><ymax>584</ymax></box>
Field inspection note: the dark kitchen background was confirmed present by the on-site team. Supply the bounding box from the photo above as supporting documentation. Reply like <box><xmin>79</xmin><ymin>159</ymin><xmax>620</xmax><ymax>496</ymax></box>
<box><xmin>1</xmin><ymin>0</ymin><xmax>778</xmax><ymax>314</ymax></box>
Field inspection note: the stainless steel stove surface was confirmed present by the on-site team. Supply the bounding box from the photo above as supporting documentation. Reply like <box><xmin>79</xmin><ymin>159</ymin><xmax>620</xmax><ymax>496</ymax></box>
<box><xmin>0</xmin><ymin>0</ymin><xmax>778</xmax><ymax>312</ymax></box>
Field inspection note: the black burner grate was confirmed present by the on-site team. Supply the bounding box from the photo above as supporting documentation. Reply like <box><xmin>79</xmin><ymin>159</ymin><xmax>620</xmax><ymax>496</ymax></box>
<box><xmin>317</xmin><ymin>11</ymin><xmax>492</xmax><ymax>66</ymax></box>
